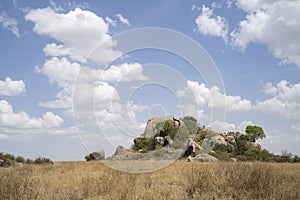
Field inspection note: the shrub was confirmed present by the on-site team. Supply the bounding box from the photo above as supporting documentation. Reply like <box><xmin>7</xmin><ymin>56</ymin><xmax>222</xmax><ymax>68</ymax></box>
<box><xmin>15</xmin><ymin>156</ymin><xmax>25</xmax><ymax>163</ymax></box>
<box><xmin>34</xmin><ymin>157</ymin><xmax>53</xmax><ymax>165</ymax></box>
<box><xmin>156</xmin><ymin>120</ymin><xmax>180</xmax><ymax>139</ymax></box>
<box><xmin>132</xmin><ymin>138</ymin><xmax>155</xmax><ymax>152</ymax></box>
<box><xmin>85</xmin><ymin>155</ymin><xmax>92</xmax><ymax>161</ymax></box>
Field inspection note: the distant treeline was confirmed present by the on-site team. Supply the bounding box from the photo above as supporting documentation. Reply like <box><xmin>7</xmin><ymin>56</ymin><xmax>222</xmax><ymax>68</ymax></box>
<box><xmin>0</xmin><ymin>152</ymin><xmax>53</xmax><ymax>167</ymax></box>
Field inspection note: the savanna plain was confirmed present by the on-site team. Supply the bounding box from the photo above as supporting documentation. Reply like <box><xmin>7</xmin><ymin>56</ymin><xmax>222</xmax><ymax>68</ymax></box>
<box><xmin>0</xmin><ymin>161</ymin><xmax>300</xmax><ymax>200</ymax></box>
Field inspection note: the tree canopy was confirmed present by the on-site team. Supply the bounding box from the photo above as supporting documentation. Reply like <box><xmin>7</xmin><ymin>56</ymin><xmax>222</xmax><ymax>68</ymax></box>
<box><xmin>245</xmin><ymin>125</ymin><xmax>266</xmax><ymax>142</ymax></box>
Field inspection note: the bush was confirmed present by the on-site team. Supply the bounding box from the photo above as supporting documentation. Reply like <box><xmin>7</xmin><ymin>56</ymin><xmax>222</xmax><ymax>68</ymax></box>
<box><xmin>34</xmin><ymin>157</ymin><xmax>53</xmax><ymax>165</ymax></box>
<box><xmin>193</xmin><ymin>131</ymin><xmax>207</xmax><ymax>143</ymax></box>
<box><xmin>159</xmin><ymin>120</ymin><xmax>179</xmax><ymax>138</ymax></box>
<box><xmin>132</xmin><ymin>138</ymin><xmax>155</xmax><ymax>152</ymax></box>
<box><xmin>0</xmin><ymin>152</ymin><xmax>15</xmax><ymax>167</ymax></box>
<box><xmin>85</xmin><ymin>155</ymin><xmax>92</xmax><ymax>161</ymax></box>
<box><xmin>15</xmin><ymin>156</ymin><xmax>25</xmax><ymax>163</ymax></box>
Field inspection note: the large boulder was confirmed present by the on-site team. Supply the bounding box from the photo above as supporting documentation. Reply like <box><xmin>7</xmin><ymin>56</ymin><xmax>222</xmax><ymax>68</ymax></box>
<box><xmin>185</xmin><ymin>138</ymin><xmax>203</xmax><ymax>157</ymax></box>
<box><xmin>142</xmin><ymin>116</ymin><xmax>185</xmax><ymax>138</ymax></box>
<box><xmin>203</xmin><ymin>133</ymin><xmax>236</xmax><ymax>153</ymax></box>
<box><xmin>113</xmin><ymin>146</ymin><xmax>129</xmax><ymax>156</ymax></box>
<box><xmin>90</xmin><ymin>150</ymin><xmax>105</xmax><ymax>160</ymax></box>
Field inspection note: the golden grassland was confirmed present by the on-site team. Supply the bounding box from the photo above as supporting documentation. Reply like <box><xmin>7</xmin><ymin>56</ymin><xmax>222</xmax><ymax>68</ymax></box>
<box><xmin>0</xmin><ymin>161</ymin><xmax>300</xmax><ymax>200</ymax></box>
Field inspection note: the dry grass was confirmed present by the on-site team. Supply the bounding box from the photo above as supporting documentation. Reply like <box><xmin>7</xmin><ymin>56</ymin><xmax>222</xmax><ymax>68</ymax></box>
<box><xmin>0</xmin><ymin>161</ymin><xmax>300</xmax><ymax>200</ymax></box>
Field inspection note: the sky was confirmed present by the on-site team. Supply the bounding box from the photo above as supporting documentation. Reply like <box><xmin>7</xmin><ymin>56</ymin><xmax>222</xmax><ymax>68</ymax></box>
<box><xmin>0</xmin><ymin>0</ymin><xmax>300</xmax><ymax>161</ymax></box>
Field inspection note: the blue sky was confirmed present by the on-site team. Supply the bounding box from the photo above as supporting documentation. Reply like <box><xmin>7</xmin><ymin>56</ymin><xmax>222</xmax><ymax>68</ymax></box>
<box><xmin>0</xmin><ymin>0</ymin><xmax>300</xmax><ymax>161</ymax></box>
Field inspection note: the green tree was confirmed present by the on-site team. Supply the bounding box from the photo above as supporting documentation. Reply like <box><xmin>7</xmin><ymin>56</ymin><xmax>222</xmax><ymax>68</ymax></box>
<box><xmin>245</xmin><ymin>125</ymin><xmax>266</xmax><ymax>142</ymax></box>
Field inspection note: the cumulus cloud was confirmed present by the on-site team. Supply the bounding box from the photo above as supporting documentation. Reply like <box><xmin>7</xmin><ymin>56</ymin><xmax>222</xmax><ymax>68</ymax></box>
<box><xmin>0</xmin><ymin>100</ymin><xmax>63</xmax><ymax>137</ymax></box>
<box><xmin>35</xmin><ymin>57</ymin><xmax>80</xmax><ymax>88</ymax></box>
<box><xmin>195</xmin><ymin>5</ymin><xmax>228</xmax><ymax>41</ymax></box>
<box><xmin>25</xmin><ymin>7</ymin><xmax>121</xmax><ymax>63</ymax></box>
<box><xmin>116</xmin><ymin>13</ymin><xmax>130</xmax><ymax>26</ymax></box>
<box><xmin>0</xmin><ymin>11</ymin><xmax>20</xmax><ymax>37</ymax></box>
<box><xmin>210</xmin><ymin>86</ymin><xmax>253</xmax><ymax>111</ymax></box>
<box><xmin>35</xmin><ymin>56</ymin><xmax>149</xmax><ymax>150</ymax></box>
<box><xmin>235</xmin><ymin>0</ymin><xmax>273</xmax><ymax>12</ymax></box>
<box><xmin>0</xmin><ymin>77</ymin><xmax>26</xmax><ymax>96</ymax></box>
<box><xmin>36</xmin><ymin>57</ymin><xmax>148</xmax><ymax>109</ymax></box>
<box><xmin>257</xmin><ymin>80</ymin><xmax>300</xmax><ymax>120</ymax></box>
<box><xmin>209</xmin><ymin>120</ymin><xmax>254</xmax><ymax>133</ymax></box>
<box><xmin>231</xmin><ymin>0</ymin><xmax>300</xmax><ymax>67</ymax></box>
<box><xmin>101</xmin><ymin>63</ymin><xmax>149</xmax><ymax>82</ymax></box>
<box><xmin>178</xmin><ymin>81</ymin><xmax>253</xmax><ymax>112</ymax></box>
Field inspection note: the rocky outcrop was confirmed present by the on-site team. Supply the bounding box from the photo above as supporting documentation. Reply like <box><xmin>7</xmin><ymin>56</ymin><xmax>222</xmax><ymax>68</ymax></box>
<box><xmin>187</xmin><ymin>154</ymin><xmax>219</xmax><ymax>162</ymax></box>
<box><xmin>203</xmin><ymin>133</ymin><xmax>236</xmax><ymax>153</ymax></box>
<box><xmin>155</xmin><ymin>136</ymin><xmax>173</xmax><ymax>148</ymax></box>
<box><xmin>108</xmin><ymin>117</ymin><xmax>225</xmax><ymax>162</ymax></box>
<box><xmin>108</xmin><ymin>145</ymin><xmax>184</xmax><ymax>161</ymax></box>
<box><xmin>142</xmin><ymin>116</ymin><xmax>184</xmax><ymax>138</ymax></box>
<box><xmin>185</xmin><ymin>138</ymin><xmax>203</xmax><ymax>157</ymax></box>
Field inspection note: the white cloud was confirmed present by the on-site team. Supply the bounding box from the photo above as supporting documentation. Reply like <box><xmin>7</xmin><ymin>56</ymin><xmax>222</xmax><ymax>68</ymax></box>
<box><xmin>257</xmin><ymin>80</ymin><xmax>300</xmax><ymax>120</ymax></box>
<box><xmin>67</xmin><ymin>1</ymin><xmax>89</xmax><ymax>10</ymax></box>
<box><xmin>127</xmin><ymin>101</ymin><xmax>148</xmax><ymax>113</ymax></box>
<box><xmin>49</xmin><ymin>0</ymin><xmax>64</xmax><ymax>12</ymax></box>
<box><xmin>178</xmin><ymin>81</ymin><xmax>253</xmax><ymax>112</ymax></box>
<box><xmin>0</xmin><ymin>11</ymin><xmax>20</xmax><ymax>37</ymax></box>
<box><xmin>231</xmin><ymin>0</ymin><xmax>300</xmax><ymax>67</ymax></box>
<box><xmin>36</xmin><ymin>57</ymin><xmax>148</xmax><ymax>109</ymax></box>
<box><xmin>116</xmin><ymin>13</ymin><xmax>130</xmax><ymax>26</ymax></box>
<box><xmin>25</xmin><ymin>7</ymin><xmax>120</xmax><ymax>63</ymax></box>
<box><xmin>105</xmin><ymin>16</ymin><xmax>117</xmax><ymax>27</ymax></box>
<box><xmin>225</xmin><ymin>0</ymin><xmax>234</xmax><ymax>8</ymax></box>
<box><xmin>195</xmin><ymin>5</ymin><xmax>228</xmax><ymax>41</ymax></box>
<box><xmin>101</xmin><ymin>63</ymin><xmax>149</xmax><ymax>82</ymax></box>
<box><xmin>209</xmin><ymin>120</ymin><xmax>254</xmax><ymax>133</ymax></box>
<box><xmin>211</xmin><ymin>2</ymin><xmax>221</xmax><ymax>9</ymax></box>
<box><xmin>0</xmin><ymin>77</ymin><xmax>26</xmax><ymax>96</ymax></box>
<box><xmin>43</xmin><ymin>43</ymin><xmax>72</xmax><ymax>57</ymax></box>
<box><xmin>39</xmin><ymin>88</ymin><xmax>72</xmax><ymax>109</ymax></box>
<box><xmin>178</xmin><ymin>81</ymin><xmax>211</xmax><ymax>106</ymax></box>
<box><xmin>230</xmin><ymin>9</ymin><xmax>270</xmax><ymax>50</ymax></box>
<box><xmin>210</xmin><ymin>86</ymin><xmax>253</xmax><ymax>111</ymax></box>
<box><xmin>235</xmin><ymin>0</ymin><xmax>273</xmax><ymax>12</ymax></box>
<box><xmin>259</xmin><ymin>128</ymin><xmax>300</xmax><ymax>155</ymax></box>
<box><xmin>191</xmin><ymin>4</ymin><xmax>197</xmax><ymax>12</ymax></box>
<box><xmin>0</xmin><ymin>100</ymin><xmax>63</xmax><ymax>131</ymax></box>
<box><xmin>210</xmin><ymin>120</ymin><xmax>236</xmax><ymax>132</ymax></box>
<box><xmin>35</xmin><ymin>57</ymin><xmax>80</xmax><ymax>88</ymax></box>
